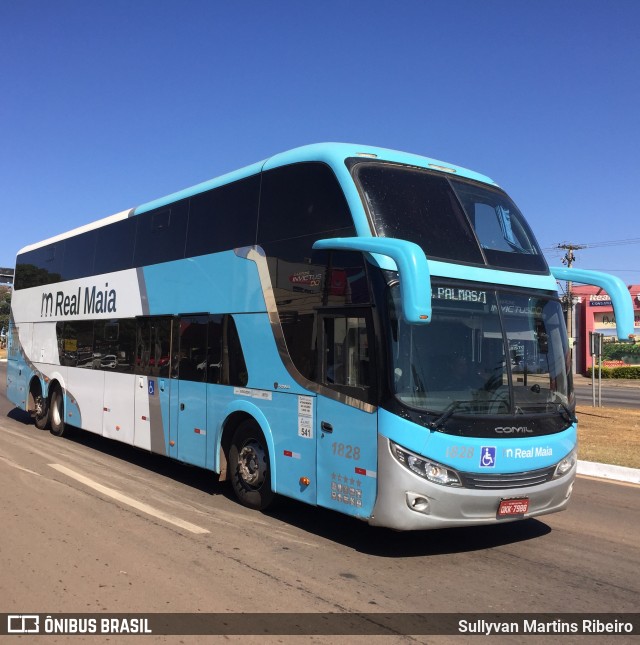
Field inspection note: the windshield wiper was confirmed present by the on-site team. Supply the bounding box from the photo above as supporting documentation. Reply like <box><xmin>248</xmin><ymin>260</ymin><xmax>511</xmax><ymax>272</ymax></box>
<box><xmin>557</xmin><ymin>402</ymin><xmax>577</xmax><ymax>424</ymax></box>
<box><xmin>427</xmin><ymin>400</ymin><xmax>466</xmax><ymax>431</ymax></box>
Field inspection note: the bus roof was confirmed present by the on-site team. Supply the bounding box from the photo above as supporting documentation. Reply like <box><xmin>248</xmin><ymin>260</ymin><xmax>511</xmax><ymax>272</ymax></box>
<box><xmin>135</xmin><ymin>143</ymin><xmax>498</xmax><ymax>215</ymax></box>
<box><xmin>17</xmin><ymin>143</ymin><xmax>497</xmax><ymax>255</ymax></box>
<box><xmin>17</xmin><ymin>208</ymin><xmax>133</xmax><ymax>256</ymax></box>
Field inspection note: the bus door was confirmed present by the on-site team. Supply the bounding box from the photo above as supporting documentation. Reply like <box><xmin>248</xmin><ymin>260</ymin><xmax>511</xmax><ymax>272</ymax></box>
<box><xmin>134</xmin><ymin>316</ymin><xmax>175</xmax><ymax>455</ymax></box>
<box><xmin>6</xmin><ymin>320</ymin><xmax>25</xmax><ymax>409</ymax></box>
<box><xmin>175</xmin><ymin>315</ymin><xmax>209</xmax><ymax>468</ymax></box>
<box><xmin>315</xmin><ymin>312</ymin><xmax>378</xmax><ymax>518</ymax></box>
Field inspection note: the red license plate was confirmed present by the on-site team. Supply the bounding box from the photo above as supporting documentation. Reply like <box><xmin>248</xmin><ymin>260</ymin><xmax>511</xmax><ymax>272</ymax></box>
<box><xmin>497</xmin><ymin>498</ymin><xmax>529</xmax><ymax>517</ymax></box>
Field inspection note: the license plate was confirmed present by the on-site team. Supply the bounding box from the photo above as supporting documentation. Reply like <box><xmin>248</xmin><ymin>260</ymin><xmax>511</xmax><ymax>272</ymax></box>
<box><xmin>497</xmin><ymin>498</ymin><xmax>529</xmax><ymax>517</ymax></box>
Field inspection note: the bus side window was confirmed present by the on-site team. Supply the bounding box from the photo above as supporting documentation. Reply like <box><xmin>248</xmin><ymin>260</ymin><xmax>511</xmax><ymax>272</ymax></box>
<box><xmin>224</xmin><ymin>315</ymin><xmax>248</xmax><ymax>387</ymax></box>
<box><xmin>257</xmin><ymin>163</ymin><xmax>360</xmax><ymax>384</ymax></box>
<box><xmin>56</xmin><ymin>321</ymin><xmax>91</xmax><ymax>368</ymax></box>
<box><xmin>207</xmin><ymin>314</ymin><xmax>248</xmax><ymax>387</ymax></box>
<box><xmin>186</xmin><ymin>175</ymin><xmax>260</xmax><ymax>258</ymax></box>
<box><xmin>62</xmin><ymin>229</ymin><xmax>97</xmax><ymax>281</ymax></box>
<box><xmin>177</xmin><ymin>315</ymin><xmax>208</xmax><ymax>382</ymax></box>
<box><xmin>94</xmin><ymin>217</ymin><xmax>136</xmax><ymax>276</ymax></box>
<box><xmin>80</xmin><ymin>321</ymin><xmax>95</xmax><ymax>368</ymax></box>
<box><xmin>133</xmin><ymin>201</ymin><xmax>189</xmax><ymax>268</ymax></box>
<box><xmin>93</xmin><ymin>319</ymin><xmax>136</xmax><ymax>373</ymax></box>
<box><xmin>136</xmin><ymin>317</ymin><xmax>173</xmax><ymax>377</ymax></box>
<box><xmin>258</xmin><ymin>162</ymin><xmax>353</xmax><ymax>244</ymax></box>
<box><xmin>206</xmin><ymin>316</ymin><xmax>223</xmax><ymax>384</ymax></box>
<box><xmin>321</xmin><ymin>313</ymin><xmax>375</xmax><ymax>403</ymax></box>
<box><xmin>15</xmin><ymin>242</ymin><xmax>64</xmax><ymax>289</ymax></box>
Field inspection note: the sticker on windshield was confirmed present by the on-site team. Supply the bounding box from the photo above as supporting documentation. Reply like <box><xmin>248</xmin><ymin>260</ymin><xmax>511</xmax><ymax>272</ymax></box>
<box><xmin>480</xmin><ymin>446</ymin><xmax>496</xmax><ymax>468</ymax></box>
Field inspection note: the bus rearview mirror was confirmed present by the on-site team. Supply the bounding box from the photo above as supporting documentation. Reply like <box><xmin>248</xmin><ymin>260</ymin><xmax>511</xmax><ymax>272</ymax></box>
<box><xmin>313</xmin><ymin>237</ymin><xmax>432</xmax><ymax>325</ymax></box>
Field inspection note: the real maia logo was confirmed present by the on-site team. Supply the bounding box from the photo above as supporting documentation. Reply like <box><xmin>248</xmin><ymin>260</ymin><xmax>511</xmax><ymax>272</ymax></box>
<box><xmin>41</xmin><ymin>283</ymin><xmax>117</xmax><ymax>317</ymax></box>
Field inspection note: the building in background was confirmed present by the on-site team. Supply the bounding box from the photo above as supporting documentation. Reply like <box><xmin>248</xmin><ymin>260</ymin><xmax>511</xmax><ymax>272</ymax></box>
<box><xmin>0</xmin><ymin>269</ymin><xmax>13</xmax><ymax>289</ymax></box>
<box><xmin>572</xmin><ymin>284</ymin><xmax>640</xmax><ymax>373</ymax></box>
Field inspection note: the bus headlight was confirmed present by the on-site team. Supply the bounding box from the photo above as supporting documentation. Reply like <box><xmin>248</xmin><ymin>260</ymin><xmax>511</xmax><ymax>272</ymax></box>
<box><xmin>554</xmin><ymin>449</ymin><xmax>577</xmax><ymax>478</ymax></box>
<box><xmin>390</xmin><ymin>441</ymin><xmax>462</xmax><ymax>487</ymax></box>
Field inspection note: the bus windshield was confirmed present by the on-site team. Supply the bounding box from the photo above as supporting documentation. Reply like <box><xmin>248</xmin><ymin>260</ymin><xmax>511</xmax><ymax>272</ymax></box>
<box><xmin>388</xmin><ymin>284</ymin><xmax>573</xmax><ymax>417</ymax></box>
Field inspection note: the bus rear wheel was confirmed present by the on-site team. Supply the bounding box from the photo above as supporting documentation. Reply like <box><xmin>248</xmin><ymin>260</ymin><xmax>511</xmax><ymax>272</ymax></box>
<box><xmin>229</xmin><ymin>421</ymin><xmax>274</xmax><ymax>511</ymax></box>
<box><xmin>49</xmin><ymin>388</ymin><xmax>66</xmax><ymax>437</ymax></box>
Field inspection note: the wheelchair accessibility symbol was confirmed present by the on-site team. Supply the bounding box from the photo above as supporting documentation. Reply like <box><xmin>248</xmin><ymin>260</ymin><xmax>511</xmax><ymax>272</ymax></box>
<box><xmin>480</xmin><ymin>446</ymin><xmax>496</xmax><ymax>468</ymax></box>
<box><xmin>148</xmin><ymin>380</ymin><xmax>155</xmax><ymax>396</ymax></box>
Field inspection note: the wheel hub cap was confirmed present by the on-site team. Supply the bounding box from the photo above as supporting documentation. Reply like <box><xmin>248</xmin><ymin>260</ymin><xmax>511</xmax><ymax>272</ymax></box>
<box><xmin>238</xmin><ymin>440</ymin><xmax>266</xmax><ymax>487</ymax></box>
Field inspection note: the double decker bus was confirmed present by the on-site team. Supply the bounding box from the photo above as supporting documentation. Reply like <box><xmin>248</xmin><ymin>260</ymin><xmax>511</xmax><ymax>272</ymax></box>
<box><xmin>7</xmin><ymin>143</ymin><xmax>634</xmax><ymax>530</ymax></box>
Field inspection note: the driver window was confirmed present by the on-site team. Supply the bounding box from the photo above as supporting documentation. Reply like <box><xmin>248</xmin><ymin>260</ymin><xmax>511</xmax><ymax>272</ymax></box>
<box><xmin>321</xmin><ymin>313</ymin><xmax>375</xmax><ymax>403</ymax></box>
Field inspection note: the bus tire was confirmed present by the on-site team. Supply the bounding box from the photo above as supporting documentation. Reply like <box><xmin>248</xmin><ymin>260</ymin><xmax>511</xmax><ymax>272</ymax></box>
<box><xmin>229</xmin><ymin>420</ymin><xmax>274</xmax><ymax>511</ymax></box>
<box><xmin>34</xmin><ymin>392</ymin><xmax>50</xmax><ymax>430</ymax></box>
<box><xmin>49</xmin><ymin>388</ymin><xmax>66</xmax><ymax>437</ymax></box>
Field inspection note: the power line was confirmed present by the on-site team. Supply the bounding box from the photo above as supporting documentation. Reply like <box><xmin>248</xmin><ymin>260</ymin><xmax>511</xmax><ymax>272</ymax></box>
<box><xmin>541</xmin><ymin>237</ymin><xmax>640</xmax><ymax>252</ymax></box>
<box><xmin>543</xmin><ymin>240</ymin><xmax>640</xmax><ymax>280</ymax></box>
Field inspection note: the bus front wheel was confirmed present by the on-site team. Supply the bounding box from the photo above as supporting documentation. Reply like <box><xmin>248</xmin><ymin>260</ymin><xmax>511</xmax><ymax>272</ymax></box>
<box><xmin>229</xmin><ymin>421</ymin><xmax>274</xmax><ymax>511</ymax></box>
<box><xmin>50</xmin><ymin>388</ymin><xmax>66</xmax><ymax>437</ymax></box>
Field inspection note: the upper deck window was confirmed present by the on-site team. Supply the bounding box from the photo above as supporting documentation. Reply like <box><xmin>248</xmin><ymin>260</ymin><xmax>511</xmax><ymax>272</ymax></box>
<box><xmin>352</xmin><ymin>162</ymin><xmax>547</xmax><ymax>273</ymax></box>
<box><xmin>133</xmin><ymin>200</ymin><xmax>188</xmax><ymax>267</ymax></box>
<box><xmin>186</xmin><ymin>174</ymin><xmax>260</xmax><ymax>257</ymax></box>
<box><xmin>258</xmin><ymin>162</ymin><xmax>353</xmax><ymax>243</ymax></box>
<box><xmin>449</xmin><ymin>178</ymin><xmax>546</xmax><ymax>272</ymax></box>
<box><xmin>14</xmin><ymin>242</ymin><xmax>64</xmax><ymax>289</ymax></box>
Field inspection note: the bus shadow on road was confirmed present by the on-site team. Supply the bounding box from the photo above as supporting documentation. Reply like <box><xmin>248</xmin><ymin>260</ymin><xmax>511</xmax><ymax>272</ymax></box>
<box><xmin>9</xmin><ymin>414</ymin><xmax>552</xmax><ymax>555</ymax></box>
<box><xmin>265</xmin><ymin>501</ymin><xmax>552</xmax><ymax>556</ymax></box>
<box><xmin>7</xmin><ymin>408</ymin><xmax>33</xmax><ymax>424</ymax></box>
<box><xmin>38</xmin><ymin>421</ymin><xmax>223</xmax><ymax>496</ymax></box>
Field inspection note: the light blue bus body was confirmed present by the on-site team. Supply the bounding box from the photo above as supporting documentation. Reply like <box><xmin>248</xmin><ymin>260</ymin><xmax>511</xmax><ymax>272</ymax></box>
<box><xmin>7</xmin><ymin>143</ymin><xmax>635</xmax><ymax>530</ymax></box>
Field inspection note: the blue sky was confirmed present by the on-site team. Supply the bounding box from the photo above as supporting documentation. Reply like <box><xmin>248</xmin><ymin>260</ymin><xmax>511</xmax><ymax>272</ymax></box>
<box><xmin>2</xmin><ymin>0</ymin><xmax>639</xmax><ymax>285</ymax></box>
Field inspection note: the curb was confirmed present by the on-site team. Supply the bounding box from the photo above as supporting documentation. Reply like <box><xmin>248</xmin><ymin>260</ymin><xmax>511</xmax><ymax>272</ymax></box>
<box><xmin>577</xmin><ymin>460</ymin><xmax>640</xmax><ymax>485</ymax></box>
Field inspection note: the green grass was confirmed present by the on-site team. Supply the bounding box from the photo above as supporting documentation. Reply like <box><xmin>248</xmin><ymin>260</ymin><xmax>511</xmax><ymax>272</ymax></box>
<box><xmin>576</xmin><ymin>406</ymin><xmax>640</xmax><ymax>469</ymax></box>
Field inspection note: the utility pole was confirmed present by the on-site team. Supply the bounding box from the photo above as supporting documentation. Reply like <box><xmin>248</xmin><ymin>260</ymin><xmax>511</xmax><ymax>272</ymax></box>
<box><xmin>557</xmin><ymin>243</ymin><xmax>586</xmax><ymax>372</ymax></box>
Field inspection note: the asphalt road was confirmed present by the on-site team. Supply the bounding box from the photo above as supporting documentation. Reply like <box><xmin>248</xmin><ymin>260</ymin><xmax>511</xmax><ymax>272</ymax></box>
<box><xmin>0</xmin><ymin>362</ymin><xmax>638</xmax><ymax>643</ymax></box>
<box><xmin>574</xmin><ymin>378</ymin><xmax>639</xmax><ymax>409</ymax></box>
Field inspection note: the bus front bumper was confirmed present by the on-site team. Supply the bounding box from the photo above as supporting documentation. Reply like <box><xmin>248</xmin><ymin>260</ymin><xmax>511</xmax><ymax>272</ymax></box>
<box><xmin>368</xmin><ymin>435</ymin><xmax>576</xmax><ymax>531</ymax></box>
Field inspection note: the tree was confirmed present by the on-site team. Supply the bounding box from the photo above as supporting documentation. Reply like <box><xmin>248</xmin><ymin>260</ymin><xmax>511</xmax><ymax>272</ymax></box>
<box><xmin>602</xmin><ymin>340</ymin><xmax>640</xmax><ymax>364</ymax></box>
<box><xmin>0</xmin><ymin>286</ymin><xmax>11</xmax><ymax>342</ymax></box>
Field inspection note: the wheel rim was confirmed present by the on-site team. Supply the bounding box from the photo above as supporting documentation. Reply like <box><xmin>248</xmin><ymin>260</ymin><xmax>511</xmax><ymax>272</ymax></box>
<box><xmin>34</xmin><ymin>395</ymin><xmax>46</xmax><ymax>420</ymax></box>
<box><xmin>237</xmin><ymin>440</ymin><xmax>267</xmax><ymax>487</ymax></box>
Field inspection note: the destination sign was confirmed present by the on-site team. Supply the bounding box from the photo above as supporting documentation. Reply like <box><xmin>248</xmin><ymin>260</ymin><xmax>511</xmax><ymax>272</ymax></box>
<box><xmin>434</xmin><ymin>288</ymin><xmax>487</xmax><ymax>304</ymax></box>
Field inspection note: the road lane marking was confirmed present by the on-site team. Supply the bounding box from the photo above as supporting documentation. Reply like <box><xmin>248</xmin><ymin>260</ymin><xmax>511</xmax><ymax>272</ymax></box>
<box><xmin>0</xmin><ymin>454</ymin><xmax>42</xmax><ymax>476</ymax></box>
<box><xmin>49</xmin><ymin>463</ymin><xmax>210</xmax><ymax>534</ymax></box>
